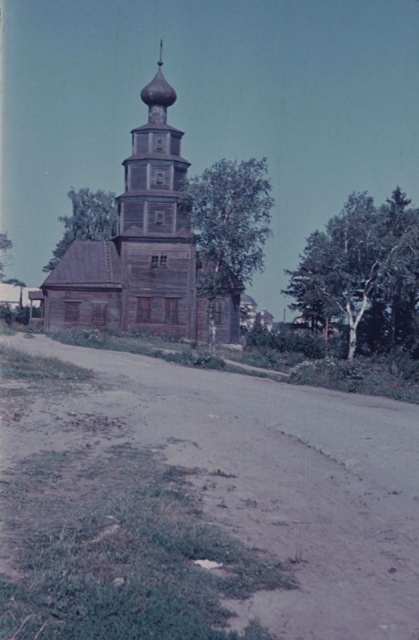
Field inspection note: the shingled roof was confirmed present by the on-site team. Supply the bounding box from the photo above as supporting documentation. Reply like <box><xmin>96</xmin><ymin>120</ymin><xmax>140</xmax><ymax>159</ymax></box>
<box><xmin>42</xmin><ymin>241</ymin><xmax>121</xmax><ymax>288</ymax></box>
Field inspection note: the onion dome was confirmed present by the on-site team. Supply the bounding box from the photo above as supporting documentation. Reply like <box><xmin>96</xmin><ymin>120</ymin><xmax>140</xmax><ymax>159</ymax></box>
<box><xmin>141</xmin><ymin>67</ymin><xmax>177</xmax><ymax>108</ymax></box>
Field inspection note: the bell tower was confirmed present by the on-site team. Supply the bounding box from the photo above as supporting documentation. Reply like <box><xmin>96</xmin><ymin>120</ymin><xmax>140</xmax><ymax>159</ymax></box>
<box><xmin>117</xmin><ymin>44</ymin><xmax>191</xmax><ymax>238</ymax></box>
<box><xmin>116</xmin><ymin>46</ymin><xmax>196</xmax><ymax>337</ymax></box>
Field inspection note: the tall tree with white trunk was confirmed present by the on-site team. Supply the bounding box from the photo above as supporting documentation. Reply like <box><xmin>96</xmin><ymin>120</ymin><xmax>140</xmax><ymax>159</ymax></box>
<box><xmin>285</xmin><ymin>192</ymin><xmax>388</xmax><ymax>359</ymax></box>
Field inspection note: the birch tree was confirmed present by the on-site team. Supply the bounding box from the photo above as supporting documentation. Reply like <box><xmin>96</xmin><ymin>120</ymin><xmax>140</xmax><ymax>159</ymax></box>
<box><xmin>285</xmin><ymin>192</ymin><xmax>386</xmax><ymax>359</ymax></box>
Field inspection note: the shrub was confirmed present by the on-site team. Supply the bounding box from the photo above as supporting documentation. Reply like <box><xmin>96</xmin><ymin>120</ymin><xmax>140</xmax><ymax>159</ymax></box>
<box><xmin>288</xmin><ymin>355</ymin><xmax>419</xmax><ymax>403</ymax></box>
<box><xmin>245</xmin><ymin>323</ymin><xmax>274</xmax><ymax>349</ymax></box>
<box><xmin>13</xmin><ymin>305</ymin><xmax>30</xmax><ymax>325</ymax></box>
<box><xmin>0</xmin><ymin>304</ymin><xmax>31</xmax><ymax>326</ymax></box>
<box><xmin>53</xmin><ymin>328</ymin><xmax>107</xmax><ymax>346</ymax></box>
<box><xmin>193</xmin><ymin>352</ymin><xmax>225</xmax><ymax>370</ymax></box>
<box><xmin>386</xmin><ymin>350</ymin><xmax>419</xmax><ymax>383</ymax></box>
<box><xmin>326</xmin><ymin>331</ymin><xmax>349</xmax><ymax>360</ymax></box>
<box><xmin>0</xmin><ymin>303</ymin><xmax>13</xmax><ymax>325</ymax></box>
<box><xmin>243</xmin><ymin>350</ymin><xmax>304</xmax><ymax>371</ymax></box>
<box><xmin>246</xmin><ymin>326</ymin><xmax>327</xmax><ymax>360</ymax></box>
<box><xmin>271</xmin><ymin>329</ymin><xmax>326</xmax><ymax>359</ymax></box>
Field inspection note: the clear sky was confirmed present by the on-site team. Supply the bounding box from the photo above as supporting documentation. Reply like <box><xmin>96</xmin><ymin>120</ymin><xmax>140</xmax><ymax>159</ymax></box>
<box><xmin>2</xmin><ymin>0</ymin><xmax>419</xmax><ymax>321</ymax></box>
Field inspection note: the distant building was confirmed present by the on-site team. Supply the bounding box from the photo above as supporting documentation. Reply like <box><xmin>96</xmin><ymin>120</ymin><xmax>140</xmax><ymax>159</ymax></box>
<box><xmin>39</xmin><ymin>56</ymin><xmax>240</xmax><ymax>343</ymax></box>
<box><xmin>240</xmin><ymin>293</ymin><xmax>258</xmax><ymax>332</ymax></box>
<box><xmin>256</xmin><ymin>308</ymin><xmax>274</xmax><ymax>331</ymax></box>
<box><xmin>240</xmin><ymin>294</ymin><xmax>275</xmax><ymax>332</ymax></box>
<box><xmin>0</xmin><ymin>283</ymin><xmax>31</xmax><ymax>308</ymax></box>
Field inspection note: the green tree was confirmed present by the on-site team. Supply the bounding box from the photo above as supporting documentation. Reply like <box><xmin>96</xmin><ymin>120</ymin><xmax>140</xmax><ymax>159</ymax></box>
<box><xmin>283</xmin><ymin>230</ymin><xmax>340</xmax><ymax>334</ymax></box>
<box><xmin>285</xmin><ymin>192</ymin><xmax>387</xmax><ymax>360</ymax></box>
<box><xmin>189</xmin><ymin>158</ymin><xmax>274</xmax><ymax>347</ymax></box>
<box><xmin>43</xmin><ymin>188</ymin><xmax>117</xmax><ymax>272</ymax></box>
<box><xmin>378</xmin><ymin>187</ymin><xmax>419</xmax><ymax>349</ymax></box>
<box><xmin>0</xmin><ymin>232</ymin><xmax>13</xmax><ymax>281</ymax></box>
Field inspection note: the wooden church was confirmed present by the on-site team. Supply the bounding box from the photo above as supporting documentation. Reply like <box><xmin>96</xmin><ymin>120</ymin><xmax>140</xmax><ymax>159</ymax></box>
<box><xmin>41</xmin><ymin>56</ymin><xmax>241</xmax><ymax>344</ymax></box>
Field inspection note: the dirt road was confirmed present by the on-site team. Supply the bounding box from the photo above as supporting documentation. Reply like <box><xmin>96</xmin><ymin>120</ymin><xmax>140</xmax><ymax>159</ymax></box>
<box><xmin>1</xmin><ymin>333</ymin><xmax>419</xmax><ymax>639</ymax></box>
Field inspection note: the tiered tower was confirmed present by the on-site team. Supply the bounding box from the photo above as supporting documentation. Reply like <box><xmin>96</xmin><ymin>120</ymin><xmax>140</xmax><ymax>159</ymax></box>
<box><xmin>115</xmin><ymin>49</ymin><xmax>196</xmax><ymax>336</ymax></box>
<box><xmin>117</xmin><ymin>48</ymin><xmax>191</xmax><ymax>238</ymax></box>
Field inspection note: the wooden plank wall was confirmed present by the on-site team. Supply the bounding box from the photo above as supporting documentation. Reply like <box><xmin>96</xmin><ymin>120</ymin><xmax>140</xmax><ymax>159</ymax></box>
<box><xmin>123</xmin><ymin>200</ymin><xmax>144</xmax><ymax>231</ymax></box>
<box><xmin>129</xmin><ymin>165</ymin><xmax>147</xmax><ymax>190</ymax></box>
<box><xmin>196</xmin><ymin>295</ymin><xmax>239</xmax><ymax>344</ymax></box>
<box><xmin>122</xmin><ymin>240</ymin><xmax>196</xmax><ymax>338</ymax></box>
<box><xmin>44</xmin><ymin>289</ymin><xmax>121</xmax><ymax>332</ymax></box>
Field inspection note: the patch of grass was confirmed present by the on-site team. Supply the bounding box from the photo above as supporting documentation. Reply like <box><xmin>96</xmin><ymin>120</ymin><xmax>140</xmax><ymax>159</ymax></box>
<box><xmin>240</xmin><ymin>350</ymin><xmax>302</xmax><ymax>372</ymax></box>
<box><xmin>0</xmin><ymin>324</ymin><xmax>15</xmax><ymax>335</ymax></box>
<box><xmin>0</xmin><ymin>345</ymin><xmax>92</xmax><ymax>382</ymax></box>
<box><xmin>51</xmin><ymin>330</ymin><xmax>226</xmax><ymax>371</ymax></box>
<box><xmin>50</xmin><ymin>329</ymin><xmax>187</xmax><ymax>354</ymax></box>
<box><xmin>288</xmin><ymin>356</ymin><xmax>419</xmax><ymax>403</ymax></box>
<box><xmin>223</xmin><ymin>363</ymin><xmax>281</xmax><ymax>382</ymax></box>
<box><xmin>0</xmin><ymin>445</ymin><xmax>295</xmax><ymax>639</ymax></box>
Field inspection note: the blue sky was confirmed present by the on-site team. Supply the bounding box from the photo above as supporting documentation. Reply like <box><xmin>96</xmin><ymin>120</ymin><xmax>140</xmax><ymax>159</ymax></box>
<box><xmin>2</xmin><ymin>0</ymin><xmax>419</xmax><ymax>321</ymax></box>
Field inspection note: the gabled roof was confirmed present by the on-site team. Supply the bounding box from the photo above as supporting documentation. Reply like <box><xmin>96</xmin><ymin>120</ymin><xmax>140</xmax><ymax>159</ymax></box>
<box><xmin>42</xmin><ymin>241</ymin><xmax>121</xmax><ymax>287</ymax></box>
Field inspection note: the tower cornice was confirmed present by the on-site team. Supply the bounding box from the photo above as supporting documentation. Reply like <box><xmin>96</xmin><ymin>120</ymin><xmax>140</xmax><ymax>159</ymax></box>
<box><xmin>122</xmin><ymin>154</ymin><xmax>190</xmax><ymax>167</ymax></box>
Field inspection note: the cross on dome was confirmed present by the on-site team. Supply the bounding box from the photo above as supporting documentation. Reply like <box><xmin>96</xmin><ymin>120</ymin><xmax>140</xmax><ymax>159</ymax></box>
<box><xmin>140</xmin><ymin>40</ymin><xmax>177</xmax><ymax>109</ymax></box>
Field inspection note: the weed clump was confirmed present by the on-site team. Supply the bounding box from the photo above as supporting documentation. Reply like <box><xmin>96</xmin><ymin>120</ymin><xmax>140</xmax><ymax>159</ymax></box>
<box><xmin>194</xmin><ymin>353</ymin><xmax>225</xmax><ymax>370</ymax></box>
<box><xmin>52</xmin><ymin>328</ymin><xmax>106</xmax><ymax>346</ymax></box>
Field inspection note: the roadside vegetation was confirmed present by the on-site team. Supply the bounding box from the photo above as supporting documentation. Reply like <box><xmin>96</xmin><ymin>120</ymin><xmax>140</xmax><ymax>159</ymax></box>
<box><xmin>0</xmin><ymin>344</ymin><xmax>92</xmax><ymax>383</ymax></box>
<box><xmin>0</xmin><ymin>318</ymin><xmax>414</xmax><ymax>402</ymax></box>
<box><xmin>0</xmin><ymin>351</ymin><xmax>294</xmax><ymax>640</ymax></box>
<box><xmin>50</xmin><ymin>328</ymin><xmax>227</xmax><ymax>371</ymax></box>
<box><xmin>46</xmin><ymin>325</ymin><xmax>419</xmax><ymax>404</ymax></box>
<box><xmin>2</xmin><ymin>321</ymin><xmax>419</xmax><ymax>402</ymax></box>
<box><xmin>244</xmin><ymin>323</ymin><xmax>419</xmax><ymax>403</ymax></box>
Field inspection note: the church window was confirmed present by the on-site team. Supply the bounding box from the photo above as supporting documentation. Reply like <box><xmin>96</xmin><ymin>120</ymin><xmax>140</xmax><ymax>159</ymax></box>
<box><xmin>64</xmin><ymin>301</ymin><xmax>80</xmax><ymax>322</ymax></box>
<box><xmin>164</xmin><ymin>298</ymin><xmax>179</xmax><ymax>324</ymax></box>
<box><xmin>214</xmin><ymin>301</ymin><xmax>222</xmax><ymax>325</ymax></box>
<box><xmin>155</xmin><ymin>211</ymin><xmax>164</xmax><ymax>225</ymax></box>
<box><xmin>155</xmin><ymin>137</ymin><xmax>164</xmax><ymax>152</ymax></box>
<box><xmin>151</xmin><ymin>255</ymin><xmax>167</xmax><ymax>267</ymax></box>
<box><xmin>156</xmin><ymin>172</ymin><xmax>164</xmax><ymax>185</ymax></box>
<box><xmin>137</xmin><ymin>297</ymin><xmax>152</xmax><ymax>322</ymax></box>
